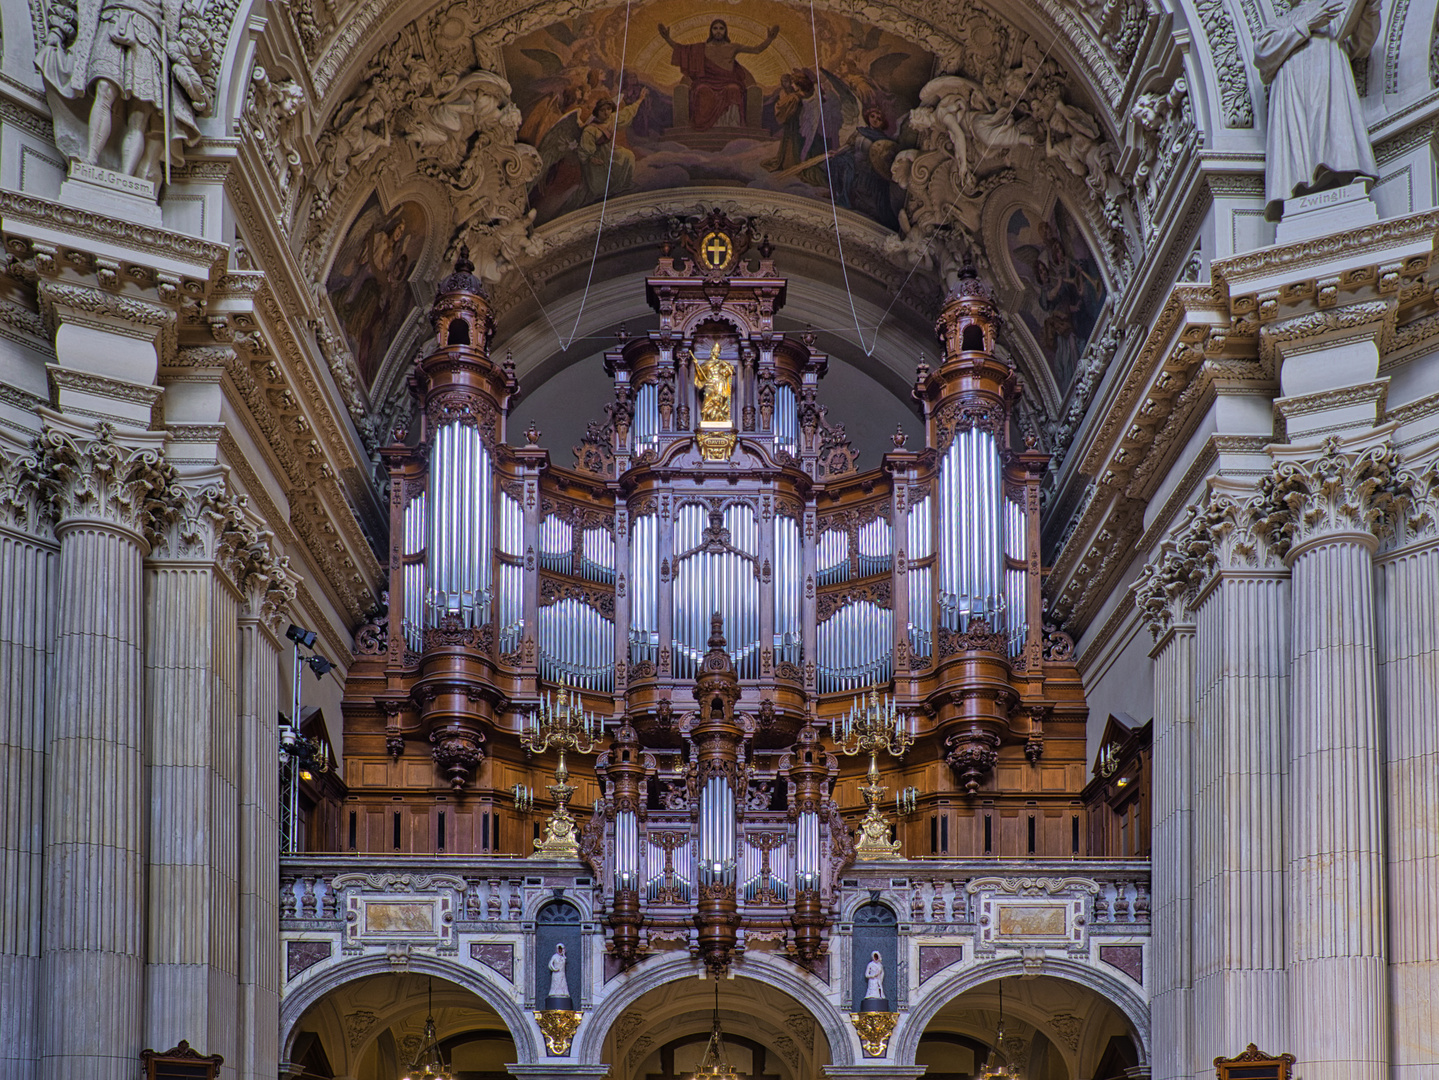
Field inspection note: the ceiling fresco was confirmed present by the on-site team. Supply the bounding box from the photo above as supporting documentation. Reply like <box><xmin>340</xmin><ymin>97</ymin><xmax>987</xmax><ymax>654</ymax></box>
<box><xmin>326</xmin><ymin>194</ymin><xmax>428</xmax><ymax>388</ymax></box>
<box><xmin>503</xmin><ymin>0</ymin><xmax>936</xmax><ymax>230</ymax></box>
<box><xmin>1005</xmin><ymin>201</ymin><xmax>1104</xmax><ymax>393</ymax></box>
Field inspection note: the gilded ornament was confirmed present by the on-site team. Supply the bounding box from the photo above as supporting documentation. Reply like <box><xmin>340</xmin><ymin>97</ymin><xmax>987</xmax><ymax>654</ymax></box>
<box><xmin>849</xmin><ymin>1011</ymin><xmax>899</xmax><ymax>1057</ymax></box>
<box><xmin>535</xmin><ymin>1009</ymin><xmax>584</xmax><ymax>1056</ymax></box>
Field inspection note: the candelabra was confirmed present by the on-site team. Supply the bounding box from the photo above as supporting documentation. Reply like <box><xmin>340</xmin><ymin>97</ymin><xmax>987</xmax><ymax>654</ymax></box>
<box><xmin>521</xmin><ymin>681</ymin><xmax>602</xmax><ymax>858</ymax></box>
<box><xmin>832</xmin><ymin>689</ymin><xmax>915</xmax><ymax>861</ymax></box>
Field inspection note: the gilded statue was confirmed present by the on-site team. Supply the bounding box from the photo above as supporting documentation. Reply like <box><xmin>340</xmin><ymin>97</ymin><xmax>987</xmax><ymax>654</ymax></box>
<box><xmin>693</xmin><ymin>342</ymin><xmax>734</xmax><ymax>427</ymax></box>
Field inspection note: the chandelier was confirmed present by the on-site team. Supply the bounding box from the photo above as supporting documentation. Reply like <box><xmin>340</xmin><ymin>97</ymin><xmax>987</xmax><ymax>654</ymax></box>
<box><xmin>979</xmin><ymin>980</ymin><xmax>1021</xmax><ymax>1080</ymax></box>
<box><xmin>688</xmin><ymin>979</ymin><xmax>741</xmax><ymax>1080</ymax></box>
<box><xmin>400</xmin><ymin>978</ymin><xmax>453</xmax><ymax>1080</ymax></box>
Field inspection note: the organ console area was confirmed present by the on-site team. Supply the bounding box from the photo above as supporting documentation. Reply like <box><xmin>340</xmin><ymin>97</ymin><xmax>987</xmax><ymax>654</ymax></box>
<box><xmin>334</xmin><ymin>208</ymin><xmax>1097</xmax><ymax>967</ymax></box>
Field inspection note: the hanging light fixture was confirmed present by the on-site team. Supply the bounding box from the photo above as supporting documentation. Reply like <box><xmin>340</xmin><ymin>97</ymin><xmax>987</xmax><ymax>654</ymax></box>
<box><xmin>979</xmin><ymin>980</ymin><xmax>1021</xmax><ymax>1080</ymax></box>
<box><xmin>687</xmin><ymin>978</ymin><xmax>741</xmax><ymax>1080</ymax></box>
<box><xmin>401</xmin><ymin>978</ymin><xmax>453</xmax><ymax>1080</ymax></box>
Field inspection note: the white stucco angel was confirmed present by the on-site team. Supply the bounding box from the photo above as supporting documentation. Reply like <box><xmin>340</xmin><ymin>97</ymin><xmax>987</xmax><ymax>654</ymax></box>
<box><xmin>37</xmin><ymin>0</ymin><xmax>211</xmax><ymax>177</ymax></box>
<box><xmin>1253</xmin><ymin>0</ymin><xmax>1379</xmax><ymax>220</ymax></box>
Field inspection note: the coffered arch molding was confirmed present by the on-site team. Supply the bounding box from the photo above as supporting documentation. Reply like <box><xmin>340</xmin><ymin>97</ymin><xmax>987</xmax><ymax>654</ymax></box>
<box><xmin>576</xmin><ymin>950</ymin><xmax>859</xmax><ymax>1065</ymax></box>
<box><xmin>892</xmin><ymin>956</ymin><xmax>1150</xmax><ymax>1064</ymax></box>
<box><xmin>300</xmin><ymin>0</ymin><xmax>1130</xmax><ymax>140</ymax></box>
<box><xmin>279</xmin><ymin>952</ymin><xmax>544</xmax><ymax>1064</ymax></box>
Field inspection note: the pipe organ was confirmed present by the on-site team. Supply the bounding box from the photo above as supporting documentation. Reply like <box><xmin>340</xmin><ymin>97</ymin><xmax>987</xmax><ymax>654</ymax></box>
<box><xmin>344</xmin><ymin>210</ymin><xmax>1090</xmax><ymax>970</ymax></box>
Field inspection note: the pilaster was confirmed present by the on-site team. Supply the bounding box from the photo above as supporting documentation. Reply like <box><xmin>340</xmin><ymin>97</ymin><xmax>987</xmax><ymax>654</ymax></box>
<box><xmin>144</xmin><ymin>481</ymin><xmax>289</xmax><ymax>1080</ymax></box>
<box><xmin>0</xmin><ymin>433</ymin><xmax>55</xmax><ymax>1076</ymax></box>
<box><xmin>1265</xmin><ymin>435</ymin><xmax>1396</xmax><ymax>1080</ymax></box>
<box><xmin>1377</xmin><ymin>450</ymin><xmax>1439</xmax><ymax>1074</ymax></box>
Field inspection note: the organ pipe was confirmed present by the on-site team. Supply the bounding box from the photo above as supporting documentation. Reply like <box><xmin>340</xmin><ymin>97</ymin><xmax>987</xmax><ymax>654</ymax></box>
<box><xmin>937</xmin><ymin>426</ymin><xmax>1003</xmax><ymax>631</ymax></box>
<box><xmin>426</xmin><ymin>421</ymin><xmax>492</xmax><ymax>628</ymax></box>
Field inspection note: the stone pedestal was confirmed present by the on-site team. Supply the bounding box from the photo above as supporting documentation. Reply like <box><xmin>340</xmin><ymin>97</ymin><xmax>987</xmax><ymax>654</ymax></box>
<box><xmin>1274</xmin><ymin>181</ymin><xmax>1377</xmax><ymax>245</ymax></box>
<box><xmin>57</xmin><ymin>161</ymin><xmax>163</xmax><ymax>228</ymax></box>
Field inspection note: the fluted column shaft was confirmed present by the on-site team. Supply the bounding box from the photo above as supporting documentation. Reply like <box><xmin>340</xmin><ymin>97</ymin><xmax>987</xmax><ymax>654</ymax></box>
<box><xmin>1377</xmin><ymin>538</ymin><xmax>1439</xmax><ymax>1074</ymax></box>
<box><xmin>1149</xmin><ymin>624</ymin><xmax>1193</xmax><ymax>1080</ymax></box>
<box><xmin>0</xmin><ymin>516</ymin><xmax>56</xmax><ymax>1075</ymax></box>
<box><xmin>237</xmin><ymin>611</ymin><xmax>283</xmax><ymax>1080</ymax></box>
<box><xmin>41</xmin><ymin>517</ymin><xmax>149</xmax><ymax>1080</ymax></box>
<box><xmin>145</xmin><ymin>561</ymin><xmax>241</xmax><ymax>1072</ymax></box>
<box><xmin>1192</xmin><ymin>572</ymin><xmax>1290</xmax><ymax>1070</ymax></box>
<box><xmin>1287</xmin><ymin>533</ymin><xmax>1387</xmax><ymax>1080</ymax></box>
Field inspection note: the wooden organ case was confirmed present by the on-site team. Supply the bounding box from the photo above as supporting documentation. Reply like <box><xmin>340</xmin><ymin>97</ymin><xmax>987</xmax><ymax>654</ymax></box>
<box><xmin>340</xmin><ymin>210</ymin><xmax>1093</xmax><ymax>969</ymax></box>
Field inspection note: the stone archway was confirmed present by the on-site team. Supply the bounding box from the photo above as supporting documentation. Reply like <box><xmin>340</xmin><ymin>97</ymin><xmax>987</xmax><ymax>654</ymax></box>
<box><xmin>281</xmin><ymin>955</ymin><xmax>543</xmax><ymax>1069</ymax></box>
<box><xmin>894</xmin><ymin>961</ymin><xmax>1149</xmax><ymax>1075</ymax></box>
<box><xmin>577</xmin><ymin>951</ymin><xmax>854</xmax><ymax>1068</ymax></box>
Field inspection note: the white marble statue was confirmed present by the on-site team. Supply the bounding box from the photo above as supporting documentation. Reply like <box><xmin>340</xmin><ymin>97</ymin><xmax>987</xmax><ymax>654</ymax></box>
<box><xmin>548</xmin><ymin>943</ymin><xmax>570</xmax><ymax>998</ymax></box>
<box><xmin>864</xmin><ymin>951</ymin><xmax>885</xmax><ymax>1000</ymax></box>
<box><xmin>37</xmin><ymin>0</ymin><xmax>210</xmax><ymax>177</ymax></box>
<box><xmin>1253</xmin><ymin>0</ymin><xmax>1379</xmax><ymax>220</ymax></box>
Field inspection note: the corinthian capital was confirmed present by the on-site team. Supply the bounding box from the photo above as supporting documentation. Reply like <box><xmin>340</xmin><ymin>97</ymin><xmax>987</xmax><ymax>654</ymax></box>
<box><xmin>1133</xmin><ymin>521</ymin><xmax>1205</xmax><ymax>638</ymax></box>
<box><xmin>1262</xmin><ymin>438</ymin><xmax>1401</xmax><ymax>553</ymax></box>
<box><xmin>34</xmin><ymin>423</ymin><xmax>179</xmax><ymax>543</ymax></box>
<box><xmin>1391</xmin><ymin>450</ymin><xmax>1439</xmax><ymax>547</ymax></box>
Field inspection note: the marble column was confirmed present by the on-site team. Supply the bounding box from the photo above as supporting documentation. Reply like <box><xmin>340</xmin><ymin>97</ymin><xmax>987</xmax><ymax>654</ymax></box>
<box><xmin>144</xmin><ymin>484</ymin><xmax>247</xmax><ymax>1071</ymax></box>
<box><xmin>1378</xmin><ymin>459</ymin><xmax>1439</xmax><ymax>1075</ymax></box>
<box><xmin>1272</xmin><ymin>441</ymin><xmax>1392</xmax><ymax>1080</ymax></box>
<box><xmin>0</xmin><ymin>440</ymin><xmax>56</xmax><ymax>1075</ymax></box>
<box><xmin>36</xmin><ymin>421</ymin><xmax>175</xmax><ymax>1080</ymax></box>
<box><xmin>237</xmin><ymin>547</ymin><xmax>292</xmax><ymax>1080</ymax></box>
<box><xmin>1134</xmin><ymin>541</ymin><xmax>1195</xmax><ymax>1080</ymax></box>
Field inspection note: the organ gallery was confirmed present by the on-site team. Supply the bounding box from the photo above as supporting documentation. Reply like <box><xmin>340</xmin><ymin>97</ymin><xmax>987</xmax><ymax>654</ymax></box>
<box><xmin>0</xmin><ymin>0</ymin><xmax>1436</xmax><ymax>1078</ymax></box>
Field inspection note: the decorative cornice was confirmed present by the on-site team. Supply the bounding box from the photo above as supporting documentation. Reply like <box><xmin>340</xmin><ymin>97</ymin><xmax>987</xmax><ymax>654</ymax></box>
<box><xmin>1212</xmin><ymin>211</ymin><xmax>1439</xmax><ymax>294</ymax></box>
<box><xmin>0</xmin><ymin>190</ymin><xmax>226</xmax><ymax>272</ymax></box>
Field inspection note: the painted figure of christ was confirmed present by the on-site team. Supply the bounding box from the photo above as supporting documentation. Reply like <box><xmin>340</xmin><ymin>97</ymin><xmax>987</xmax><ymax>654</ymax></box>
<box><xmin>659</xmin><ymin>19</ymin><xmax>780</xmax><ymax>131</ymax></box>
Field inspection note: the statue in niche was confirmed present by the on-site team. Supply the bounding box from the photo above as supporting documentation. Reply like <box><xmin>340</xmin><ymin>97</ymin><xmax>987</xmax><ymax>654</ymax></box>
<box><xmin>547</xmin><ymin>943</ymin><xmax>571</xmax><ymax>1001</ymax></box>
<box><xmin>693</xmin><ymin>342</ymin><xmax>735</xmax><ymax>427</ymax></box>
<box><xmin>1253</xmin><ymin>0</ymin><xmax>1379</xmax><ymax>220</ymax></box>
<box><xmin>863</xmin><ymin>951</ymin><xmax>887</xmax><ymax>1008</ymax></box>
<box><xmin>38</xmin><ymin>0</ymin><xmax>212</xmax><ymax>178</ymax></box>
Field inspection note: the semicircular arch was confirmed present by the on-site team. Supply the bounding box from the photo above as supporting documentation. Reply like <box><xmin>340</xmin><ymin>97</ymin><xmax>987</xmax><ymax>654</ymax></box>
<box><xmin>892</xmin><ymin>956</ymin><xmax>1149</xmax><ymax>1065</ymax></box>
<box><xmin>279</xmin><ymin>952</ymin><xmax>543</xmax><ymax>1064</ymax></box>
<box><xmin>576</xmin><ymin>950</ymin><xmax>857</xmax><ymax>1065</ymax></box>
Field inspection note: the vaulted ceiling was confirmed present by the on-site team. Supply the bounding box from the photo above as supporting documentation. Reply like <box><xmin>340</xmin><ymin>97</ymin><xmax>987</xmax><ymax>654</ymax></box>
<box><xmin>242</xmin><ymin>0</ymin><xmax>1179</xmax><ymax>466</ymax></box>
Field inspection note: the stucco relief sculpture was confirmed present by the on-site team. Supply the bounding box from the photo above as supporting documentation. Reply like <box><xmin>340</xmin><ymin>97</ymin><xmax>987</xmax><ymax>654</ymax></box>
<box><xmin>38</xmin><ymin>0</ymin><xmax>212</xmax><ymax>178</ymax></box>
<box><xmin>1254</xmin><ymin>0</ymin><xmax>1379</xmax><ymax>220</ymax></box>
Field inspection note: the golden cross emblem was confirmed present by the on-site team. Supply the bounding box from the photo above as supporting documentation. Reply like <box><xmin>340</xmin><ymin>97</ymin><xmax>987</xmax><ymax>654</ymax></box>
<box><xmin>700</xmin><ymin>231</ymin><xmax>732</xmax><ymax>270</ymax></box>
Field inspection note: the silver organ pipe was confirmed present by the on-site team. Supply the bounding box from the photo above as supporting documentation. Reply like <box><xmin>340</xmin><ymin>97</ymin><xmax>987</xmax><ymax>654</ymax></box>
<box><xmin>615</xmin><ymin>809</ymin><xmax>639</xmax><ymax>892</ymax></box>
<box><xmin>580</xmin><ymin>527</ymin><xmax>616</xmax><ymax>584</ymax></box>
<box><xmin>496</xmin><ymin>492</ymin><xmax>524</xmax><ymax>655</ymax></box>
<box><xmin>795</xmin><ymin>810</ymin><xmax>820</xmax><ymax>891</ymax></box>
<box><xmin>773</xmin><ymin>515</ymin><xmax>802</xmax><ymax>665</ymax></box>
<box><xmin>426</xmin><ymin>422</ymin><xmax>492</xmax><ymax>627</ymax></box>
<box><xmin>817</xmin><ymin>529</ymin><xmax>849</xmax><ymax>585</ymax></box>
<box><xmin>403</xmin><ymin>493</ymin><xmax>426</xmax><ymax>652</ymax></box>
<box><xmin>741</xmin><ymin>837</ymin><xmax>788</xmax><ymax>902</ymax></box>
<box><xmin>671</xmin><ymin>503</ymin><xmax>761</xmax><ymax>680</ymax></box>
<box><xmin>645</xmin><ymin>834</ymin><xmax>690</xmax><ymax>902</ymax></box>
<box><xmin>856</xmin><ymin>516</ymin><xmax>892</xmax><ymax>578</ymax></box>
<box><xmin>698</xmin><ymin>774</ymin><xmax>736</xmax><ymax>887</ymax></box>
<box><xmin>773</xmin><ymin>384</ymin><xmax>798</xmax><ymax>454</ymax></box>
<box><xmin>937</xmin><ymin>426</ymin><xmax>1002</xmax><ymax>631</ymax></box>
<box><xmin>1004</xmin><ymin>496</ymin><xmax>1027</xmax><ymax>656</ymax></box>
<box><xmin>633</xmin><ymin>383</ymin><xmax>659</xmax><ymax>453</ymax></box>
<box><xmin>629</xmin><ymin>514</ymin><xmax>659</xmax><ymax>664</ymax></box>
<box><xmin>907</xmin><ymin>495</ymin><xmax>932</xmax><ymax>659</ymax></box>
<box><xmin>816</xmin><ymin>600</ymin><xmax>893</xmax><ymax>693</ymax></box>
<box><xmin>539</xmin><ymin>514</ymin><xmax>573</xmax><ymax>575</ymax></box>
<box><xmin>537</xmin><ymin>597</ymin><xmax>615</xmax><ymax>692</ymax></box>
